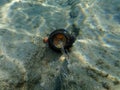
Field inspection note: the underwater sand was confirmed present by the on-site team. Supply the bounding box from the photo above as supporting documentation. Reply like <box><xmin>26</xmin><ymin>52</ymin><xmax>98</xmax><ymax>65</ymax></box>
<box><xmin>0</xmin><ymin>0</ymin><xmax>120</xmax><ymax>90</ymax></box>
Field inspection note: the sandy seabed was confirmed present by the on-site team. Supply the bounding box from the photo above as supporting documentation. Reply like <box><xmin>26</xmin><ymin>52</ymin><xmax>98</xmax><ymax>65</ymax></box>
<box><xmin>0</xmin><ymin>0</ymin><xmax>120</xmax><ymax>90</ymax></box>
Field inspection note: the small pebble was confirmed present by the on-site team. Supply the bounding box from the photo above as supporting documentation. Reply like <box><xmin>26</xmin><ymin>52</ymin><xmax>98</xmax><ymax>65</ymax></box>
<box><xmin>102</xmin><ymin>82</ymin><xmax>110</xmax><ymax>90</ymax></box>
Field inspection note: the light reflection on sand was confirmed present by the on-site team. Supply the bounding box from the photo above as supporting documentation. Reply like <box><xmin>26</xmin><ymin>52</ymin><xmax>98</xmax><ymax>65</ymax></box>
<box><xmin>0</xmin><ymin>0</ymin><xmax>120</xmax><ymax>89</ymax></box>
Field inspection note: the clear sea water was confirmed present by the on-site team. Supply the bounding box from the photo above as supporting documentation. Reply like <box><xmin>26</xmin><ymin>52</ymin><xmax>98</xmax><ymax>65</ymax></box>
<box><xmin>0</xmin><ymin>0</ymin><xmax>120</xmax><ymax>90</ymax></box>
